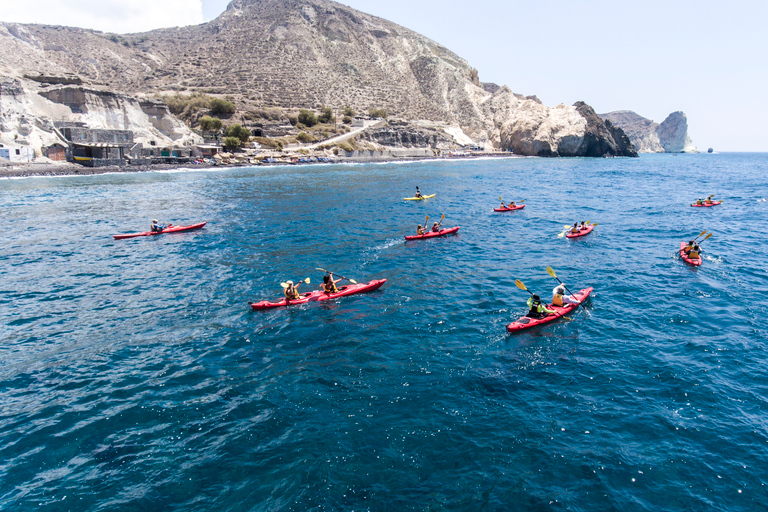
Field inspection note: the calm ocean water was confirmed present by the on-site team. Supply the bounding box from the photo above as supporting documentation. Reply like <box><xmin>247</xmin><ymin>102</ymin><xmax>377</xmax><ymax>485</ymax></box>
<box><xmin>1</xmin><ymin>153</ymin><xmax>767</xmax><ymax>511</ymax></box>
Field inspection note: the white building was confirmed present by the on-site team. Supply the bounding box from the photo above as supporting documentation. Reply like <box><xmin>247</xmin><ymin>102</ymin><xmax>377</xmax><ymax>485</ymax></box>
<box><xmin>0</xmin><ymin>144</ymin><xmax>34</xmax><ymax>162</ymax></box>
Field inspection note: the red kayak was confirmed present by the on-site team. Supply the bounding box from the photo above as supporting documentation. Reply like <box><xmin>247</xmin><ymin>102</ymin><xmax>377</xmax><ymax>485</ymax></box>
<box><xmin>405</xmin><ymin>226</ymin><xmax>460</xmax><ymax>240</ymax></box>
<box><xmin>250</xmin><ymin>279</ymin><xmax>387</xmax><ymax>310</ymax></box>
<box><xmin>494</xmin><ymin>204</ymin><xmax>526</xmax><ymax>212</ymax></box>
<box><xmin>565</xmin><ymin>224</ymin><xmax>594</xmax><ymax>238</ymax></box>
<box><xmin>680</xmin><ymin>242</ymin><xmax>702</xmax><ymax>266</ymax></box>
<box><xmin>113</xmin><ymin>222</ymin><xmax>207</xmax><ymax>240</ymax></box>
<box><xmin>691</xmin><ymin>201</ymin><xmax>722</xmax><ymax>207</ymax></box>
<box><xmin>507</xmin><ymin>287</ymin><xmax>593</xmax><ymax>332</ymax></box>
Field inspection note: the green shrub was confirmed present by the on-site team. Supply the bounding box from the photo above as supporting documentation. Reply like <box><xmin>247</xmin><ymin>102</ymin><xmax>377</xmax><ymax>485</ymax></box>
<box><xmin>342</xmin><ymin>106</ymin><xmax>355</xmax><ymax>117</ymax></box>
<box><xmin>369</xmin><ymin>108</ymin><xmax>387</xmax><ymax>119</ymax></box>
<box><xmin>223</xmin><ymin>136</ymin><xmax>241</xmax><ymax>150</ymax></box>
<box><xmin>225</xmin><ymin>123</ymin><xmax>250</xmax><ymax>143</ymax></box>
<box><xmin>210</xmin><ymin>97</ymin><xmax>236</xmax><ymax>117</ymax></box>
<box><xmin>342</xmin><ymin>116</ymin><xmax>352</xmax><ymax>124</ymax></box>
<box><xmin>298</xmin><ymin>110</ymin><xmax>317</xmax><ymax>127</ymax></box>
<box><xmin>297</xmin><ymin>132</ymin><xmax>315</xmax><ymax>143</ymax></box>
<box><xmin>199</xmin><ymin>116</ymin><xmax>222</xmax><ymax>132</ymax></box>
<box><xmin>318</xmin><ymin>107</ymin><xmax>334</xmax><ymax>124</ymax></box>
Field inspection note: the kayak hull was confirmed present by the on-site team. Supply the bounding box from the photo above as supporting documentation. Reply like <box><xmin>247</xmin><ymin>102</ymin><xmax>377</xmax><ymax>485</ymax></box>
<box><xmin>507</xmin><ymin>287</ymin><xmax>593</xmax><ymax>332</ymax></box>
<box><xmin>680</xmin><ymin>241</ymin><xmax>702</xmax><ymax>266</ymax></box>
<box><xmin>404</xmin><ymin>226</ymin><xmax>460</xmax><ymax>240</ymax></box>
<box><xmin>250</xmin><ymin>279</ymin><xmax>387</xmax><ymax>310</ymax></box>
<box><xmin>494</xmin><ymin>204</ymin><xmax>526</xmax><ymax>212</ymax></box>
<box><xmin>113</xmin><ymin>222</ymin><xmax>207</xmax><ymax>240</ymax></box>
<box><xmin>565</xmin><ymin>224</ymin><xmax>594</xmax><ymax>238</ymax></box>
<box><xmin>691</xmin><ymin>201</ymin><xmax>722</xmax><ymax>207</ymax></box>
<box><xmin>403</xmin><ymin>194</ymin><xmax>436</xmax><ymax>201</ymax></box>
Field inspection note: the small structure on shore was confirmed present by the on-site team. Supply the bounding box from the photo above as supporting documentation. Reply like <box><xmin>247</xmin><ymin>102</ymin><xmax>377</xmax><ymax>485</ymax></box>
<box><xmin>0</xmin><ymin>143</ymin><xmax>35</xmax><ymax>162</ymax></box>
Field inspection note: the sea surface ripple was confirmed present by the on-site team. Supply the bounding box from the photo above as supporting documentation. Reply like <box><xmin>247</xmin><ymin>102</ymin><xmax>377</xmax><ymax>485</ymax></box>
<box><xmin>1</xmin><ymin>153</ymin><xmax>767</xmax><ymax>511</ymax></box>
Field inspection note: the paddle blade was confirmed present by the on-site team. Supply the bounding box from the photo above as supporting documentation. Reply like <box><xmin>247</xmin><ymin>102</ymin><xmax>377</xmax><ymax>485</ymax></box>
<box><xmin>280</xmin><ymin>282</ymin><xmax>289</xmax><ymax>288</ymax></box>
<box><xmin>557</xmin><ymin>232</ymin><xmax>566</xmax><ymax>238</ymax></box>
<box><xmin>425</xmin><ymin>215</ymin><xmax>429</xmax><ymax>223</ymax></box>
<box><xmin>441</xmin><ymin>214</ymin><xmax>445</xmax><ymax>221</ymax></box>
<box><xmin>515</xmin><ymin>279</ymin><xmax>527</xmax><ymax>291</ymax></box>
<box><xmin>521</xmin><ymin>199</ymin><xmax>526</xmax><ymax>203</ymax></box>
<box><xmin>499</xmin><ymin>196</ymin><xmax>503</xmax><ymax>202</ymax></box>
<box><xmin>546</xmin><ymin>266</ymin><xmax>557</xmax><ymax>278</ymax></box>
<box><xmin>591</xmin><ymin>223</ymin><xmax>599</xmax><ymax>227</ymax></box>
<box><xmin>316</xmin><ymin>267</ymin><xmax>328</xmax><ymax>273</ymax></box>
<box><xmin>703</xmin><ymin>232</ymin><xmax>713</xmax><ymax>241</ymax></box>
<box><xmin>349</xmin><ymin>279</ymin><xmax>358</xmax><ymax>284</ymax></box>
<box><xmin>304</xmin><ymin>277</ymin><xmax>311</xmax><ymax>284</ymax></box>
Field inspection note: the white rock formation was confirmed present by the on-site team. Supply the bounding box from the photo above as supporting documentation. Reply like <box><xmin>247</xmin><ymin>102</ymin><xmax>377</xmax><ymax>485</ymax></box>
<box><xmin>599</xmin><ymin>110</ymin><xmax>697</xmax><ymax>153</ymax></box>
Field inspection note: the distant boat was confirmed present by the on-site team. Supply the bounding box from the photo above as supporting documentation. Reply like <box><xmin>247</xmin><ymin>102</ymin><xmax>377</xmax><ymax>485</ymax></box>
<box><xmin>708</xmin><ymin>148</ymin><xmax>714</xmax><ymax>153</ymax></box>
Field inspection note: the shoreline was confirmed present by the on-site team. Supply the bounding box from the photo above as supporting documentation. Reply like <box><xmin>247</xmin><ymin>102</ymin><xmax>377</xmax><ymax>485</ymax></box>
<box><xmin>0</xmin><ymin>153</ymin><xmax>523</xmax><ymax>178</ymax></box>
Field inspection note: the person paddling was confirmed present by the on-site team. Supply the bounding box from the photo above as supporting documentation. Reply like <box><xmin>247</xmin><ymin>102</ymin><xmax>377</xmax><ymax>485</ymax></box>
<box><xmin>570</xmin><ymin>223</ymin><xmax>579</xmax><ymax>234</ymax></box>
<box><xmin>284</xmin><ymin>280</ymin><xmax>302</xmax><ymax>300</ymax></box>
<box><xmin>150</xmin><ymin>219</ymin><xmax>165</xmax><ymax>232</ymax></box>
<box><xmin>415</xmin><ymin>186</ymin><xmax>423</xmax><ymax>199</ymax></box>
<box><xmin>322</xmin><ymin>273</ymin><xmax>342</xmax><ymax>293</ymax></box>
<box><xmin>579</xmin><ymin>221</ymin><xmax>588</xmax><ymax>231</ymax></box>
<box><xmin>552</xmin><ymin>284</ymin><xmax>580</xmax><ymax>307</ymax></box>
<box><xmin>696</xmin><ymin>198</ymin><xmax>703</xmax><ymax>205</ymax></box>
<box><xmin>431</xmin><ymin>221</ymin><xmax>441</xmax><ymax>233</ymax></box>
<box><xmin>416</xmin><ymin>224</ymin><xmax>426</xmax><ymax>235</ymax></box>
<box><xmin>527</xmin><ymin>294</ymin><xmax>556</xmax><ymax>319</ymax></box>
<box><xmin>705</xmin><ymin>195</ymin><xmax>714</xmax><ymax>205</ymax></box>
<box><xmin>684</xmin><ymin>240</ymin><xmax>702</xmax><ymax>259</ymax></box>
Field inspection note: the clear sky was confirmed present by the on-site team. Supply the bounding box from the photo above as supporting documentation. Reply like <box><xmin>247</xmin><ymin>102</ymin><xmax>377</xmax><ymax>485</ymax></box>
<box><xmin>3</xmin><ymin>0</ymin><xmax>766</xmax><ymax>151</ymax></box>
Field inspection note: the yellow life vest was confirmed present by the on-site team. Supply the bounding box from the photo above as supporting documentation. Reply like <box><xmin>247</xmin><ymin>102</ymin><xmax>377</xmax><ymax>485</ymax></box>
<box><xmin>552</xmin><ymin>294</ymin><xmax>564</xmax><ymax>307</ymax></box>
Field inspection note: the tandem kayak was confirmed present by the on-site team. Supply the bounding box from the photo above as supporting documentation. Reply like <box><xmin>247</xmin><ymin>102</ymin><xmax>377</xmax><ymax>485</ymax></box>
<box><xmin>249</xmin><ymin>279</ymin><xmax>387</xmax><ymax>310</ymax></box>
<box><xmin>404</xmin><ymin>226</ymin><xmax>460</xmax><ymax>240</ymax></box>
<box><xmin>494</xmin><ymin>204</ymin><xmax>526</xmax><ymax>212</ymax></box>
<box><xmin>565</xmin><ymin>224</ymin><xmax>594</xmax><ymax>238</ymax></box>
<box><xmin>691</xmin><ymin>201</ymin><xmax>722</xmax><ymax>207</ymax></box>
<box><xmin>403</xmin><ymin>194</ymin><xmax>436</xmax><ymax>201</ymax></box>
<box><xmin>113</xmin><ymin>222</ymin><xmax>207</xmax><ymax>240</ymax></box>
<box><xmin>507</xmin><ymin>287</ymin><xmax>593</xmax><ymax>332</ymax></box>
<box><xmin>680</xmin><ymin>242</ymin><xmax>702</xmax><ymax>266</ymax></box>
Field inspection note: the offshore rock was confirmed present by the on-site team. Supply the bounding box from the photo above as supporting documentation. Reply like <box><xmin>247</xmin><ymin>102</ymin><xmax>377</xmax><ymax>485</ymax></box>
<box><xmin>600</xmin><ymin>110</ymin><xmax>697</xmax><ymax>153</ymax></box>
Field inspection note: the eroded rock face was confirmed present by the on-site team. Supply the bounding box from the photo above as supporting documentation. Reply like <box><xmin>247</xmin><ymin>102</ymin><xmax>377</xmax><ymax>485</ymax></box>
<box><xmin>657</xmin><ymin>111</ymin><xmax>696</xmax><ymax>153</ymax></box>
<box><xmin>599</xmin><ymin>110</ymin><xmax>696</xmax><ymax>153</ymax></box>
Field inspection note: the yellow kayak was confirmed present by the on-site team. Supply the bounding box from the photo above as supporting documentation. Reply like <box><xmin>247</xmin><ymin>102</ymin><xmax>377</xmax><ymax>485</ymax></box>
<box><xmin>403</xmin><ymin>194</ymin><xmax>436</xmax><ymax>201</ymax></box>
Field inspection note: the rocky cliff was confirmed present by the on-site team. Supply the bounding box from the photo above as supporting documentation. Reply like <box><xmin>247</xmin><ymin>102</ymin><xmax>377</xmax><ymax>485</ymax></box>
<box><xmin>0</xmin><ymin>0</ymin><xmax>636</xmax><ymax>159</ymax></box>
<box><xmin>599</xmin><ymin>110</ymin><xmax>696</xmax><ymax>153</ymax></box>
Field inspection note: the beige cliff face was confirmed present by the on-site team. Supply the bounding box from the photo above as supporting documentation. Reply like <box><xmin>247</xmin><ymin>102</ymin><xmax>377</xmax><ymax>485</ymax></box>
<box><xmin>0</xmin><ymin>79</ymin><xmax>201</xmax><ymax>152</ymax></box>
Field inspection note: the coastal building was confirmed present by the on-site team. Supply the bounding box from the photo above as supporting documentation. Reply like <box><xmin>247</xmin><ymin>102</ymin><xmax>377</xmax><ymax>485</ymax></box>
<box><xmin>0</xmin><ymin>143</ymin><xmax>34</xmax><ymax>162</ymax></box>
<box><xmin>53</xmin><ymin>122</ymin><xmax>134</xmax><ymax>167</ymax></box>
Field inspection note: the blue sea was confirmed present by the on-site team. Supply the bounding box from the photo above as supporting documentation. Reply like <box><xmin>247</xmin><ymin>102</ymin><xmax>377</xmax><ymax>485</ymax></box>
<box><xmin>1</xmin><ymin>153</ymin><xmax>767</xmax><ymax>511</ymax></box>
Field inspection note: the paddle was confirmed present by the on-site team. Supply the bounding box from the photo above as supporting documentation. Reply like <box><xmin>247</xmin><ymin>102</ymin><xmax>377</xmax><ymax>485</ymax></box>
<box><xmin>696</xmin><ymin>232</ymin><xmax>714</xmax><ymax>246</ymax></box>
<box><xmin>515</xmin><ymin>279</ymin><xmax>566</xmax><ymax>320</ymax></box>
<box><xmin>315</xmin><ymin>268</ymin><xmax>358</xmax><ymax>285</ymax></box>
<box><xmin>692</xmin><ymin>230</ymin><xmax>707</xmax><ymax>241</ymax></box>
<box><xmin>546</xmin><ymin>267</ymin><xmax>582</xmax><ymax>305</ymax></box>
<box><xmin>280</xmin><ymin>277</ymin><xmax>311</xmax><ymax>289</ymax></box>
<box><xmin>437</xmin><ymin>213</ymin><xmax>445</xmax><ymax>229</ymax></box>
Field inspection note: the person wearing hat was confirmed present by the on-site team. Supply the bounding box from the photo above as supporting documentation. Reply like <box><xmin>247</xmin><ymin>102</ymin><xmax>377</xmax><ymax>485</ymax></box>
<box><xmin>150</xmin><ymin>219</ymin><xmax>165</xmax><ymax>232</ymax></box>
<box><xmin>416</xmin><ymin>224</ymin><xmax>426</xmax><ymax>235</ymax></box>
<box><xmin>552</xmin><ymin>284</ymin><xmax>581</xmax><ymax>307</ymax></box>
<box><xmin>283</xmin><ymin>280</ymin><xmax>302</xmax><ymax>300</ymax></box>
<box><xmin>526</xmin><ymin>294</ymin><xmax>556</xmax><ymax>319</ymax></box>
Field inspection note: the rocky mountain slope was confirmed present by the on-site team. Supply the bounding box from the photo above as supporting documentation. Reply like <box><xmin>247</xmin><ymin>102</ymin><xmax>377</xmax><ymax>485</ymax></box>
<box><xmin>0</xmin><ymin>0</ymin><xmax>637</xmax><ymax>158</ymax></box>
<box><xmin>599</xmin><ymin>110</ymin><xmax>696</xmax><ymax>153</ymax></box>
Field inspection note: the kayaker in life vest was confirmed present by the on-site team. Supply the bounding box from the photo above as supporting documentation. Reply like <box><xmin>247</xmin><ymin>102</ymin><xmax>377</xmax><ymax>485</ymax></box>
<box><xmin>570</xmin><ymin>223</ymin><xmax>579</xmax><ymax>234</ymax></box>
<box><xmin>705</xmin><ymin>195</ymin><xmax>714</xmax><ymax>205</ymax></box>
<box><xmin>416</xmin><ymin>225</ymin><xmax>426</xmax><ymax>235</ymax></box>
<box><xmin>685</xmin><ymin>241</ymin><xmax>702</xmax><ymax>258</ymax></box>
<box><xmin>526</xmin><ymin>295</ymin><xmax>557</xmax><ymax>319</ymax></box>
<box><xmin>696</xmin><ymin>198</ymin><xmax>703</xmax><ymax>205</ymax></box>
<box><xmin>509</xmin><ymin>200</ymin><xmax>516</xmax><ymax>208</ymax></box>
<box><xmin>579</xmin><ymin>221</ymin><xmax>587</xmax><ymax>230</ymax></box>
<box><xmin>552</xmin><ymin>284</ymin><xmax>580</xmax><ymax>307</ymax></box>
<box><xmin>284</xmin><ymin>280</ymin><xmax>301</xmax><ymax>300</ymax></box>
<box><xmin>150</xmin><ymin>219</ymin><xmax>165</xmax><ymax>232</ymax></box>
<box><xmin>322</xmin><ymin>273</ymin><xmax>341</xmax><ymax>293</ymax></box>
<box><xmin>431</xmin><ymin>222</ymin><xmax>441</xmax><ymax>232</ymax></box>
<box><xmin>415</xmin><ymin>186</ymin><xmax>422</xmax><ymax>199</ymax></box>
